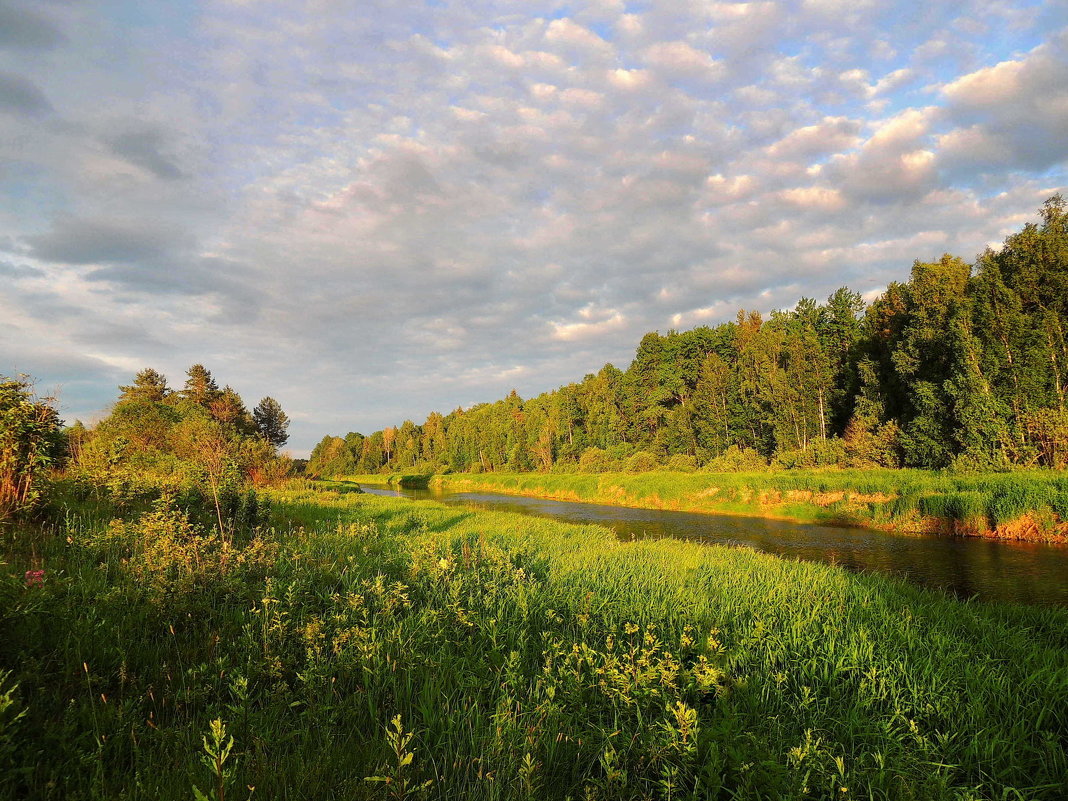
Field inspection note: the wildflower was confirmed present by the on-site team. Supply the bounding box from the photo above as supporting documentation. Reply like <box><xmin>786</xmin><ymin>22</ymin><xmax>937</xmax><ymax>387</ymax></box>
<box><xmin>24</xmin><ymin>569</ymin><xmax>45</xmax><ymax>588</ymax></box>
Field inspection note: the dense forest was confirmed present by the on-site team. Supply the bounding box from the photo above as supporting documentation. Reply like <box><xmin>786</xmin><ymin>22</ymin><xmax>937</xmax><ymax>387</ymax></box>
<box><xmin>311</xmin><ymin>196</ymin><xmax>1068</xmax><ymax>477</ymax></box>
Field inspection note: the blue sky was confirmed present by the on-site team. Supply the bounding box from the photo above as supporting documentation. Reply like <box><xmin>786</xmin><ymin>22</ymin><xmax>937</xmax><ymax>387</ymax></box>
<box><xmin>2</xmin><ymin>0</ymin><xmax>1067</xmax><ymax>455</ymax></box>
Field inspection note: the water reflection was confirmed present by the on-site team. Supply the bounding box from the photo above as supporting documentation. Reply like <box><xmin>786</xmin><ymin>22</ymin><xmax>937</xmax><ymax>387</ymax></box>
<box><xmin>360</xmin><ymin>483</ymin><xmax>1068</xmax><ymax>607</ymax></box>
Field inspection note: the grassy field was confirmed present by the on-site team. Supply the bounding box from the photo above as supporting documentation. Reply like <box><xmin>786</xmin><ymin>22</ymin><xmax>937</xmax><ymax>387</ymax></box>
<box><xmin>1</xmin><ymin>481</ymin><xmax>1067</xmax><ymax>799</ymax></box>
<box><xmin>354</xmin><ymin>470</ymin><xmax>1068</xmax><ymax>541</ymax></box>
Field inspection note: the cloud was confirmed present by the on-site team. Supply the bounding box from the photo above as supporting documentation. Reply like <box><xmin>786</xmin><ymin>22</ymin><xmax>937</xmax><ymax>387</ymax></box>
<box><xmin>643</xmin><ymin>41</ymin><xmax>724</xmax><ymax>81</ymax></box>
<box><xmin>103</xmin><ymin>127</ymin><xmax>187</xmax><ymax>181</ymax></box>
<box><xmin>544</xmin><ymin>18</ymin><xmax>612</xmax><ymax>58</ymax></box>
<box><xmin>2</xmin><ymin>0</ymin><xmax>1065</xmax><ymax>453</ymax></box>
<box><xmin>766</xmin><ymin>116</ymin><xmax>862</xmax><ymax>160</ymax></box>
<box><xmin>27</xmin><ymin>217</ymin><xmax>193</xmax><ymax>266</ymax></box>
<box><xmin>937</xmin><ymin>31</ymin><xmax>1068</xmax><ymax>172</ymax></box>
<box><xmin>0</xmin><ymin>258</ymin><xmax>42</xmax><ymax>279</ymax></box>
<box><xmin>823</xmin><ymin>108</ymin><xmax>939</xmax><ymax>202</ymax></box>
<box><xmin>0</xmin><ymin>3</ymin><xmax>66</xmax><ymax>50</ymax></box>
<box><xmin>550</xmin><ymin>306</ymin><xmax>627</xmax><ymax>342</ymax></box>
<box><xmin>0</xmin><ymin>71</ymin><xmax>51</xmax><ymax>114</ymax></box>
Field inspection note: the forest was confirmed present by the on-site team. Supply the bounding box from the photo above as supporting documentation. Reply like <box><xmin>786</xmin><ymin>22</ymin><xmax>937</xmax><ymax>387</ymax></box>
<box><xmin>310</xmin><ymin>196</ymin><xmax>1068</xmax><ymax>478</ymax></box>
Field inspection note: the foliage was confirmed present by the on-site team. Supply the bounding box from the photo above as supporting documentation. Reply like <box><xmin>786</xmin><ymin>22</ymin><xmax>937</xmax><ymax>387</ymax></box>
<box><xmin>703</xmin><ymin>445</ymin><xmax>767</xmax><ymax>472</ymax></box>
<box><xmin>253</xmin><ymin>397</ymin><xmax>290</xmax><ymax>449</ymax></box>
<box><xmin>70</xmin><ymin>366</ymin><xmax>292</xmax><ymax>499</ymax></box>
<box><xmin>0</xmin><ymin>377</ymin><xmax>63</xmax><ymax>523</ymax></box>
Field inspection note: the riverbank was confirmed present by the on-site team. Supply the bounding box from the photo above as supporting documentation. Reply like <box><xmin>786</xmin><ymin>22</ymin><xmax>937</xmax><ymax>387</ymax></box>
<box><xmin>4</xmin><ymin>482</ymin><xmax>1066</xmax><ymax>798</ymax></box>
<box><xmin>351</xmin><ymin>469</ymin><xmax>1068</xmax><ymax>543</ymax></box>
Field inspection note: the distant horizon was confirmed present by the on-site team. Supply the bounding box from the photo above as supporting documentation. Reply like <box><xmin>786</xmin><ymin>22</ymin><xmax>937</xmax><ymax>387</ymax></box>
<box><xmin>3</xmin><ymin>1</ymin><xmax>1067</xmax><ymax>455</ymax></box>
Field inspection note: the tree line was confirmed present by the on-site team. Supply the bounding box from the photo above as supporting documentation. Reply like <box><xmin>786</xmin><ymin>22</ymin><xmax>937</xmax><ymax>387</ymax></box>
<box><xmin>2</xmin><ymin>364</ymin><xmax>292</xmax><ymax>520</ymax></box>
<box><xmin>310</xmin><ymin>196</ymin><xmax>1068</xmax><ymax>477</ymax></box>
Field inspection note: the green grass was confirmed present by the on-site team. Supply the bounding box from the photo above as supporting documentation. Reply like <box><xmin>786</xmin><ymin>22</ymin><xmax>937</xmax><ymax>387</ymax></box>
<box><xmin>1</xmin><ymin>481</ymin><xmax>1067</xmax><ymax>799</ymax></box>
<box><xmin>346</xmin><ymin>470</ymin><xmax>1068</xmax><ymax>539</ymax></box>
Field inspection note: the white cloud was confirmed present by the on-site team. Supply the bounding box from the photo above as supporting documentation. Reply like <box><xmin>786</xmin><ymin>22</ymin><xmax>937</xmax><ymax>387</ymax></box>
<box><xmin>766</xmin><ymin>116</ymin><xmax>862</xmax><ymax>159</ymax></box>
<box><xmin>937</xmin><ymin>31</ymin><xmax>1068</xmax><ymax>171</ymax></box>
<box><xmin>643</xmin><ymin>41</ymin><xmax>724</xmax><ymax>80</ymax></box>
<box><xmin>550</xmin><ymin>307</ymin><xmax>627</xmax><ymax>342</ymax></box>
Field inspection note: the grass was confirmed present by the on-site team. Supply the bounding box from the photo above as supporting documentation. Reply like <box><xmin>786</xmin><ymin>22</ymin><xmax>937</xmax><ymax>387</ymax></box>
<box><xmin>1</xmin><ymin>480</ymin><xmax>1067</xmax><ymax>799</ymax></box>
<box><xmin>348</xmin><ymin>470</ymin><xmax>1068</xmax><ymax>540</ymax></box>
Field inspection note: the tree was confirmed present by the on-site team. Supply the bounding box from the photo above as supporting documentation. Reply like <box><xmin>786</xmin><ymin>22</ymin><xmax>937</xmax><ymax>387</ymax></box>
<box><xmin>182</xmin><ymin>364</ymin><xmax>220</xmax><ymax>407</ymax></box>
<box><xmin>892</xmin><ymin>255</ymin><xmax>972</xmax><ymax>467</ymax></box>
<box><xmin>1</xmin><ymin>376</ymin><xmax>62</xmax><ymax>522</ymax></box>
<box><xmin>209</xmin><ymin>386</ymin><xmax>254</xmax><ymax>432</ymax></box>
<box><xmin>943</xmin><ymin>314</ymin><xmax>1009</xmax><ymax>469</ymax></box>
<box><xmin>118</xmin><ymin>368</ymin><xmax>171</xmax><ymax>404</ymax></box>
<box><xmin>253</xmin><ymin>397</ymin><xmax>290</xmax><ymax>449</ymax></box>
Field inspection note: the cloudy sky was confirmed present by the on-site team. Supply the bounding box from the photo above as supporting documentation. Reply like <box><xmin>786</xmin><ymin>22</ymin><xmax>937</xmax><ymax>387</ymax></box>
<box><xmin>2</xmin><ymin>0</ymin><xmax>1066</xmax><ymax>454</ymax></box>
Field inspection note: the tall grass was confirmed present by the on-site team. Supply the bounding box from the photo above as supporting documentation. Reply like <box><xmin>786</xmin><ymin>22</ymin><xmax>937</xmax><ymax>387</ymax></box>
<box><xmin>360</xmin><ymin>470</ymin><xmax>1068</xmax><ymax>538</ymax></box>
<box><xmin>1</xmin><ymin>482</ymin><xmax>1066</xmax><ymax>799</ymax></box>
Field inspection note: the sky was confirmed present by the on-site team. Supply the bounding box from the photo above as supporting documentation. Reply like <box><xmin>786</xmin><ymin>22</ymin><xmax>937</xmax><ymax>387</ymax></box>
<box><xmin>2</xmin><ymin>0</ymin><xmax>1067</xmax><ymax>456</ymax></box>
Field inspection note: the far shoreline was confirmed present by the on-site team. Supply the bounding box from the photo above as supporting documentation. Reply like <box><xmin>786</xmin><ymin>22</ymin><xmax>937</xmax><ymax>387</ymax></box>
<box><xmin>331</xmin><ymin>469</ymin><xmax>1068</xmax><ymax>545</ymax></box>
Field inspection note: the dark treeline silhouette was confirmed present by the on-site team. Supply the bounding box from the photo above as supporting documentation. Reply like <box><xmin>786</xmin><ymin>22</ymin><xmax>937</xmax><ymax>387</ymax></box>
<box><xmin>311</xmin><ymin>196</ymin><xmax>1068</xmax><ymax>476</ymax></box>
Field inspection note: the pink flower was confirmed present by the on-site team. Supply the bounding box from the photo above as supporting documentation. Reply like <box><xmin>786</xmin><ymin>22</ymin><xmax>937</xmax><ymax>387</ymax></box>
<box><xmin>24</xmin><ymin>569</ymin><xmax>45</xmax><ymax>588</ymax></box>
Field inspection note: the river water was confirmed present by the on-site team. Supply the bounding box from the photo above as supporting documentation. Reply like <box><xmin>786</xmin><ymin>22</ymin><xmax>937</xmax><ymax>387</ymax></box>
<box><xmin>359</xmin><ymin>483</ymin><xmax>1068</xmax><ymax>607</ymax></box>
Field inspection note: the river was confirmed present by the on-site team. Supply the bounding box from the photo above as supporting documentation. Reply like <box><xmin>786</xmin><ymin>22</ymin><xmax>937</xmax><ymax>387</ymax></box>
<box><xmin>359</xmin><ymin>483</ymin><xmax>1068</xmax><ymax>607</ymax></box>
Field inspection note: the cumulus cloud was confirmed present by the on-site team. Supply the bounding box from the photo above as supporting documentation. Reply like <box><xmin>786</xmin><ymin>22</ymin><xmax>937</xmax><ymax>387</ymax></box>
<box><xmin>937</xmin><ymin>30</ymin><xmax>1068</xmax><ymax>172</ymax></box>
<box><xmin>2</xmin><ymin>0</ymin><xmax>1065</xmax><ymax>452</ymax></box>
<box><xmin>643</xmin><ymin>41</ymin><xmax>724</xmax><ymax>81</ymax></box>
<box><xmin>766</xmin><ymin>116</ymin><xmax>862</xmax><ymax>160</ymax></box>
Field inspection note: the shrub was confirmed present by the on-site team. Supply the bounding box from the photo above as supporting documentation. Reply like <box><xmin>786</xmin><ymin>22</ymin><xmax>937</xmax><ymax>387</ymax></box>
<box><xmin>703</xmin><ymin>446</ymin><xmax>767</xmax><ymax>473</ymax></box>
<box><xmin>625</xmin><ymin>450</ymin><xmax>661</xmax><ymax>473</ymax></box>
<box><xmin>772</xmin><ymin>438</ymin><xmax>847</xmax><ymax>469</ymax></box>
<box><xmin>664</xmin><ymin>454</ymin><xmax>699</xmax><ymax>472</ymax></box>
<box><xmin>843</xmin><ymin>417</ymin><xmax>903</xmax><ymax>468</ymax></box>
<box><xmin>0</xmin><ymin>377</ymin><xmax>62</xmax><ymax>522</ymax></box>
<box><xmin>1020</xmin><ymin>409</ymin><xmax>1068</xmax><ymax>468</ymax></box>
<box><xmin>579</xmin><ymin>447</ymin><xmax>616</xmax><ymax>473</ymax></box>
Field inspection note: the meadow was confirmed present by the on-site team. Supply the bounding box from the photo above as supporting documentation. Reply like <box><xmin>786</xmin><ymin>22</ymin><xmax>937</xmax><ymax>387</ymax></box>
<box><xmin>1</xmin><ymin>480</ymin><xmax>1066</xmax><ymax>800</ymax></box>
<box><xmin>354</xmin><ymin>470</ymin><xmax>1068</xmax><ymax>542</ymax></box>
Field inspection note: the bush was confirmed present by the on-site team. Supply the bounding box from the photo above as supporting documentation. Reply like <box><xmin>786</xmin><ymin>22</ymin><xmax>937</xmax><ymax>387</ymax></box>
<box><xmin>773</xmin><ymin>438</ymin><xmax>847</xmax><ymax>469</ymax></box>
<box><xmin>843</xmin><ymin>418</ymin><xmax>903</xmax><ymax>468</ymax></box>
<box><xmin>0</xmin><ymin>377</ymin><xmax>62</xmax><ymax>522</ymax></box>
<box><xmin>704</xmin><ymin>446</ymin><xmax>767</xmax><ymax>473</ymax></box>
<box><xmin>578</xmin><ymin>447</ymin><xmax>617</xmax><ymax>473</ymax></box>
<box><xmin>664</xmin><ymin>454</ymin><xmax>699</xmax><ymax>472</ymax></box>
<box><xmin>624</xmin><ymin>450</ymin><xmax>661</xmax><ymax>473</ymax></box>
<box><xmin>1020</xmin><ymin>409</ymin><xmax>1068</xmax><ymax>468</ymax></box>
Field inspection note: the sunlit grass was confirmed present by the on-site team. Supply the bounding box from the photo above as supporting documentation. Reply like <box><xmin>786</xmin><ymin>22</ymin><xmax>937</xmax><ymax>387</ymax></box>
<box><xmin>1</xmin><ymin>482</ymin><xmax>1066</xmax><ymax>799</ymax></box>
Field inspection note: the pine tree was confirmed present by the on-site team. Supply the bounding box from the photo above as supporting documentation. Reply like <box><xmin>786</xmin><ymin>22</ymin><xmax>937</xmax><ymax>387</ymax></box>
<box><xmin>118</xmin><ymin>368</ymin><xmax>170</xmax><ymax>404</ymax></box>
<box><xmin>182</xmin><ymin>364</ymin><xmax>220</xmax><ymax>407</ymax></box>
<box><xmin>253</xmin><ymin>397</ymin><xmax>290</xmax><ymax>448</ymax></box>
